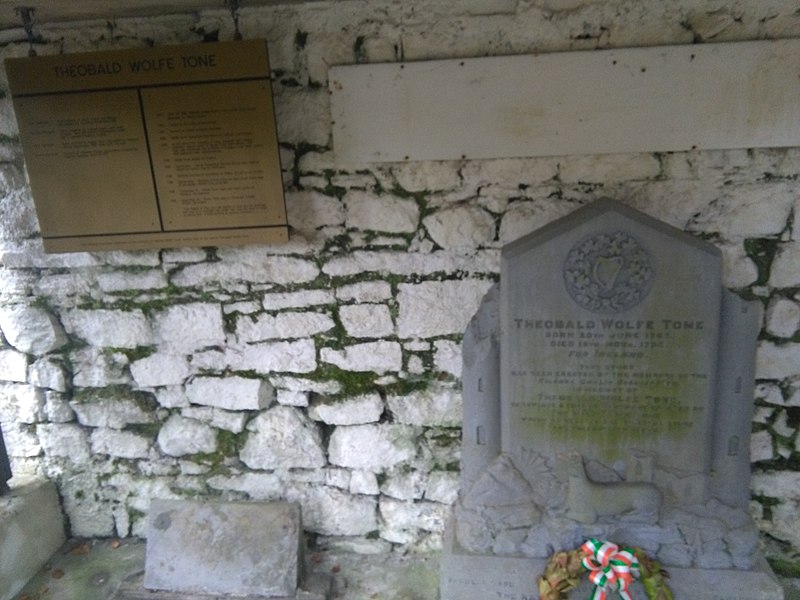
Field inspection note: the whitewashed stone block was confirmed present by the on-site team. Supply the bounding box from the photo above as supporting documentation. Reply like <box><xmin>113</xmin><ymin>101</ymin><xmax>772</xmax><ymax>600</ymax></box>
<box><xmin>62</xmin><ymin>309</ymin><xmax>152</xmax><ymax>348</ymax></box>
<box><xmin>381</xmin><ymin>470</ymin><xmax>426</xmax><ymax>501</ymax></box>
<box><xmin>0</xmin><ymin>383</ymin><xmax>45</xmax><ymax>423</ymax></box>
<box><xmin>37</xmin><ymin>423</ymin><xmax>91</xmax><ymax>461</ymax></box>
<box><xmin>70</xmin><ymin>397</ymin><xmax>154</xmax><ymax>429</ymax></box>
<box><xmin>28</xmin><ymin>357</ymin><xmax>67</xmax><ymax>392</ymax></box>
<box><xmin>172</xmin><ymin>254</ymin><xmax>319</xmax><ymax>287</ymax></box>
<box><xmin>44</xmin><ymin>391</ymin><xmax>74</xmax><ymax>423</ymax></box>
<box><xmin>321</xmin><ymin>341</ymin><xmax>402</xmax><ymax>374</ymax></box>
<box><xmin>391</xmin><ymin>161</ymin><xmax>462</xmax><ymax>193</ymax></box>
<box><xmin>276</xmin><ymin>389</ymin><xmax>309</xmax><ymax>407</ymax></box>
<box><xmin>236</xmin><ymin>311</ymin><xmax>334</xmax><ymax>342</ymax></box>
<box><xmin>690</xmin><ymin>183</ymin><xmax>796</xmax><ymax>238</ymax></box>
<box><xmin>3</xmin><ymin>424</ymin><xmax>41</xmax><ymax>457</ymax></box>
<box><xmin>718</xmin><ymin>241</ymin><xmax>759</xmax><ymax>288</ymax></box>
<box><xmin>425</xmin><ymin>471</ymin><xmax>460</xmax><ymax>504</ymax></box>
<box><xmin>271</xmin><ymin>376</ymin><xmax>342</xmax><ymax>395</ymax></box>
<box><xmin>756</xmin><ymin>382</ymin><xmax>785</xmax><ymax>406</ymax></box>
<box><xmin>423</xmin><ymin>206</ymin><xmax>496</xmax><ymax>250</ymax></box>
<box><xmin>0</xmin><ymin>348</ymin><xmax>27</xmax><ymax>382</ymax></box>
<box><xmin>328</xmin><ymin>424</ymin><xmax>418</xmax><ymax>472</ymax></box>
<box><xmin>434</xmin><ymin>340</ymin><xmax>461</xmax><ymax>377</ymax></box>
<box><xmin>339</xmin><ymin>304</ymin><xmax>394</xmax><ymax>338</ymax></box>
<box><xmin>180</xmin><ymin>407</ymin><xmax>248</xmax><ymax>433</ymax></box>
<box><xmin>766</xmin><ymin>298</ymin><xmax>800</xmax><ymax>338</ymax></box>
<box><xmin>498</xmin><ymin>199</ymin><xmax>574</xmax><ymax>245</ymax></box>
<box><xmin>261</xmin><ymin>290</ymin><xmax>335</xmax><ymax>310</ymax></box>
<box><xmin>285</xmin><ymin>190</ymin><xmax>345</xmax><ymax>232</ymax></box>
<box><xmin>155</xmin><ymin>386</ymin><xmax>190</xmax><ymax>409</ymax></box>
<box><xmin>336</xmin><ymin>281</ymin><xmax>392</xmax><ymax>303</ymax></box>
<box><xmin>755</xmin><ymin>340</ymin><xmax>800</xmax><ymax>380</ymax></box>
<box><xmin>350</xmin><ymin>470</ymin><xmax>380</xmax><ymax>495</ymax></box>
<box><xmin>345</xmin><ymin>191</ymin><xmax>419</xmax><ymax>233</ymax></box>
<box><xmin>157</xmin><ymin>415</ymin><xmax>217</xmax><ymax>457</ymax></box>
<box><xmin>91</xmin><ymin>428</ymin><xmax>152</xmax><ymax>459</ymax></box>
<box><xmin>379</xmin><ymin>498</ymin><xmax>448</xmax><ymax>542</ymax></box>
<box><xmin>153</xmin><ymin>303</ymin><xmax>225</xmax><ymax>354</ymax></box>
<box><xmin>231</xmin><ymin>340</ymin><xmax>317</xmax><ymax>373</ymax></box>
<box><xmin>69</xmin><ymin>347</ymin><xmax>130</xmax><ymax>387</ymax></box>
<box><xmin>558</xmin><ymin>153</ymin><xmax>661</xmax><ymax>184</ymax></box>
<box><xmin>397</xmin><ymin>280</ymin><xmax>494</xmax><ymax>338</ymax></box>
<box><xmin>308</xmin><ymin>393</ymin><xmax>384</xmax><ymax>425</ymax></box>
<box><xmin>185</xmin><ymin>376</ymin><xmax>273</xmax><ymax>411</ymax></box>
<box><xmin>130</xmin><ymin>353</ymin><xmax>191</xmax><ymax>387</ymax></box>
<box><xmin>322</xmin><ymin>249</ymin><xmax>499</xmax><ymax>278</ymax></box>
<box><xmin>162</xmin><ymin>248</ymin><xmax>207</xmax><ymax>263</ymax></box>
<box><xmin>769</xmin><ymin>242</ymin><xmax>800</xmax><ymax>288</ymax></box>
<box><xmin>0</xmin><ymin>305</ymin><xmax>67</xmax><ymax>354</ymax></box>
<box><xmin>240</xmin><ymin>406</ymin><xmax>325</xmax><ymax>470</ymax></box>
<box><xmin>750</xmin><ymin>430</ymin><xmax>774</xmax><ymax>463</ymax></box>
<box><xmin>207</xmin><ymin>472</ymin><xmax>283</xmax><ymax>500</ymax></box>
<box><xmin>97</xmin><ymin>270</ymin><xmax>167</xmax><ymax>292</ymax></box>
<box><xmin>274</xmin><ymin>86</ymin><xmax>330</xmax><ymax>146</ymax></box>
<box><xmin>285</xmin><ymin>484</ymin><xmax>378</xmax><ymax>536</ymax></box>
<box><xmin>387</xmin><ymin>387</ymin><xmax>462</xmax><ymax>427</ymax></box>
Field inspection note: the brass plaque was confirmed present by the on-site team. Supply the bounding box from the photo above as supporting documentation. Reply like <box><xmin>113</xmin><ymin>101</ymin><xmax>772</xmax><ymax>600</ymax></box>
<box><xmin>5</xmin><ymin>40</ymin><xmax>287</xmax><ymax>252</ymax></box>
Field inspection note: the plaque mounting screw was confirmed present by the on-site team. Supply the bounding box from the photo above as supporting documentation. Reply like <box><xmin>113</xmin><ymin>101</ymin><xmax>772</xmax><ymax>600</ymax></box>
<box><xmin>14</xmin><ymin>6</ymin><xmax>36</xmax><ymax>56</ymax></box>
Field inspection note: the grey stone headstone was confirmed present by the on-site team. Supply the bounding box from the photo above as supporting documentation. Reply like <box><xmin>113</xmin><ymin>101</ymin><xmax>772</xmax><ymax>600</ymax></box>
<box><xmin>501</xmin><ymin>199</ymin><xmax>720</xmax><ymax>498</ymax></box>
<box><xmin>0</xmin><ymin>423</ymin><xmax>11</xmax><ymax>493</ymax></box>
<box><xmin>144</xmin><ymin>499</ymin><xmax>301</xmax><ymax>597</ymax></box>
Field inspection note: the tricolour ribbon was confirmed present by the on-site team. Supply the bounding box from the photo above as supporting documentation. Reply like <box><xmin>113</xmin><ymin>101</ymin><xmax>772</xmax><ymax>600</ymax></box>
<box><xmin>580</xmin><ymin>538</ymin><xmax>640</xmax><ymax>600</ymax></box>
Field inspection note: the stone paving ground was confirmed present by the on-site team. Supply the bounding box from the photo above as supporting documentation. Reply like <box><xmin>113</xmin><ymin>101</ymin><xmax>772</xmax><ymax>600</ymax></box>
<box><xmin>13</xmin><ymin>538</ymin><xmax>439</xmax><ymax>600</ymax></box>
<box><xmin>13</xmin><ymin>537</ymin><xmax>800</xmax><ymax>600</ymax></box>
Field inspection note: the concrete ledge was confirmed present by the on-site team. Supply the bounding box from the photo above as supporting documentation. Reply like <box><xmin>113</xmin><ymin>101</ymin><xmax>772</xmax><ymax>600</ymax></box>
<box><xmin>0</xmin><ymin>479</ymin><xmax>66</xmax><ymax>600</ymax></box>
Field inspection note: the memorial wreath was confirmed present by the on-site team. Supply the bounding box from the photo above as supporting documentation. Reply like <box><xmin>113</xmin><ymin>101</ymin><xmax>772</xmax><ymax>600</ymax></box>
<box><xmin>538</xmin><ymin>538</ymin><xmax>673</xmax><ymax>600</ymax></box>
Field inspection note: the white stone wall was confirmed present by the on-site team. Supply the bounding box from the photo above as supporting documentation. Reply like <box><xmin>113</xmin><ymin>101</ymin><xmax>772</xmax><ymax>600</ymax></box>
<box><xmin>0</xmin><ymin>0</ymin><xmax>799</xmax><ymax>558</ymax></box>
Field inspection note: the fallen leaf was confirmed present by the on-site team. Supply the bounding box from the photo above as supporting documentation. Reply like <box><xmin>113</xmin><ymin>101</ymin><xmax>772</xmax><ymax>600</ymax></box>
<box><xmin>51</xmin><ymin>569</ymin><xmax>65</xmax><ymax>579</ymax></box>
<box><xmin>110</xmin><ymin>539</ymin><xmax>122</xmax><ymax>549</ymax></box>
<box><xmin>331</xmin><ymin>564</ymin><xmax>341</xmax><ymax>574</ymax></box>
<box><xmin>70</xmin><ymin>543</ymin><xmax>91</xmax><ymax>556</ymax></box>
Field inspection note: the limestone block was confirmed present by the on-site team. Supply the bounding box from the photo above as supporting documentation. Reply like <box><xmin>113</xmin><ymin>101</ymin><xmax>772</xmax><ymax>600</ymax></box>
<box><xmin>207</xmin><ymin>472</ymin><xmax>283</xmax><ymax>500</ymax></box>
<box><xmin>145</xmin><ymin>499</ymin><xmax>301</xmax><ymax>597</ymax></box>
<box><xmin>755</xmin><ymin>340</ymin><xmax>800</xmax><ymax>380</ymax></box>
<box><xmin>339</xmin><ymin>303</ymin><xmax>394</xmax><ymax>338</ymax></box>
<box><xmin>498</xmin><ymin>199</ymin><xmax>575</xmax><ymax>245</ymax></box>
<box><xmin>28</xmin><ymin>357</ymin><xmax>67</xmax><ymax>392</ymax></box>
<box><xmin>322</xmin><ymin>249</ymin><xmax>499</xmax><ymax>278</ymax></box>
<box><xmin>345</xmin><ymin>191</ymin><xmax>419</xmax><ymax>234</ymax></box>
<box><xmin>434</xmin><ymin>340</ymin><xmax>461</xmax><ymax>377</ymax></box>
<box><xmin>185</xmin><ymin>375</ymin><xmax>273</xmax><ymax>411</ymax></box>
<box><xmin>766</xmin><ymin>297</ymin><xmax>800</xmax><ymax>338</ymax></box>
<box><xmin>297</xmin><ymin>150</ymin><xmax>335</xmax><ymax>174</ymax></box>
<box><xmin>240</xmin><ymin>406</ymin><xmax>325</xmax><ymax>470</ymax></box>
<box><xmin>277</xmin><ymin>389</ymin><xmax>310</xmax><ymax>407</ymax></box>
<box><xmin>37</xmin><ymin>423</ymin><xmax>90</xmax><ymax>461</ymax></box>
<box><xmin>70</xmin><ymin>397</ymin><xmax>154</xmax><ymax>429</ymax></box>
<box><xmin>130</xmin><ymin>353</ymin><xmax>191</xmax><ymax>387</ymax></box>
<box><xmin>97</xmin><ymin>270</ymin><xmax>168</xmax><ymax>292</ymax></box>
<box><xmin>43</xmin><ymin>392</ymin><xmax>74</xmax><ymax>423</ymax></box>
<box><xmin>236</xmin><ymin>310</ymin><xmax>334</xmax><ymax>342</ymax></box>
<box><xmin>2</xmin><ymin>424</ymin><xmax>40</xmax><ymax>458</ymax></box>
<box><xmin>230</xmin><ymin>340</ymin><xmax>317</xmax><ymax>374</ymax></box>
<box><xmin>335</xmin><ymin>281</ymin><xmax>392</xmax><ymax>303</ymax></box>
<box><xmin>157</xmin><ymin>415</ymin><xmax>217</xmax><ymax>457</ymax></box>
<box><xmin>423</xmin><ymin>206</ymin><xmax>496</xmax><ymax>251</ymax></box>
<box><xmin>750</xmin><ymin>430</ymin><xmax>774</xmax><ymax>463</ymax></box>
<box><xmin>350</xmin><ymin>470</ymin><xmax>380</xmax><ymax>495</ymax></box>
<box><xmin>718</xmin><ymin>241</ymin><xmax>758</xmax><ymax>288</ymax></box>
<box><xmin>180</xmin><ymin>407</ymin><xmax>248</xmax><ymax>433</ymax></box>
<box><xmin>328</xmin><ymin>424</ymin><xmax>418</xmax><ymax>472</ymax></box>
<box><xmin>171</xmin><ymin>253</ymin><xmax>319</xmax><ymax>287</ymax></box>
<box><xmin>69</xmin><ymin>348</ymin><xmax>130</xmax><ymax>387</ymax></box>
<box><xmin>152</xmin><ymin>303</ymin><xmax>224</xmax><ymax>354</ymax></box>
<box><xmin>0</xmin><ymin>305</ymin><xmax>67</xmax><ymax>354</ymax></box>
<box><xmin>558</xmin><ymin>153</ymin><xmax>661</xmax><ymax>184</ymax></box>
<box><xmin>321</xmin><ymin>341</ymin><xmax>402</xmax><ymax>374</ymax></box>
<box><xmin>0</xmin><ymin>383</ymin><xmax>45</xmax><ymax>423</ymax></box>
<box><xmin>379</xmin><ymin>498</ymin><xmax>448</xmax><ymax>542</ymax></box>
<box><xmin>271</xmin><ymin>376</ymin><xmax>342</xmax><ymax>395</ymax></box>
<box><xmin>309</xmin><ymin>393</ymin><xmax>383</xmax><ymax>425</ymax></box>
<box><xmin>262</xmin><ymin>290</ymin><xmax>335</xmax><ymax>310</ymax></box>
<box><xmin>286</xmin><ymin>190</ymin><xmax>345</xmax><ymax>233</ymax></box>
<box><xmin>425</xmin><ymin>471</ymin><xmax>460</xmax><ymax>505</ymax></box>
<box><xmin>0</xmin><ymin>348</ymin><xmax>26</xmax><ymax>382</ymax></box>
<box><xmin>769</xmin><ymin>241</ymin><xmax>800</xmax><ymax>288</ymax></box>
<box><xmin>381</xmin><ymin>469</ymin><xmax>426</xmax><ymax>501</ymax></box>
<box><xmin>162</xmin><ymin>248</ymin><xmax>207</xmax><ymax>263</ymax></box>
<box><xmin>286</xmin><ymin>484</ymin><xmax>377</xmax><ymax>536</ymax></box>
<box><xmin>63</xmin><ymin>309</ymin><xmax>152</xmax><ymax>349</ymax></box>
<box><xmin>772</xmin><ymin>410</ymin><xmax>795</xmax><ymax>439</ymax></box>
<box><xmin>387</xmin><ymin>387</ymin><xmax>462</xmax><ymax>427</ymax></box>
<box><xmin>91</xmin><ymin>428</ymin><xmax>152</xmax><ymax>459</ymax></box>
<box><xmin>155</xmin><ymin>386</ymin><xmax>190</xmax><ymax>409</ymax></box>
<box><xmin>397</xmin><ymin>280</ymin><xmax>494</xmax><ymax>338</ymax></box>
<box><xmin>391</xmin><ymin>161</ymin><xmax>462</xmax><ymax>193</ymax></box>
<box><xmin>755</xmin><ymin>382</ymin><xmax>784</xmax><ymax>406</ymax></box>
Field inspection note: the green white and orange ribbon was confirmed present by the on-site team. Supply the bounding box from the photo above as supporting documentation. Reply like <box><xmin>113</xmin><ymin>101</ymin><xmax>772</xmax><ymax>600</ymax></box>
<box><xmin>580</xmin><ymin>538</ymin><xmax>640</xmax><ymax>600</ymax></box>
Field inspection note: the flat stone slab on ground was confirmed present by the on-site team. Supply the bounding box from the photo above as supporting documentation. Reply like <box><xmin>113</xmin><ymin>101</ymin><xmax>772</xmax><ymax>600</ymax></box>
<box><xmin>144</xmin><ymin>499</ymin><xmax>301</xmax><ymax>597</ymax></box>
